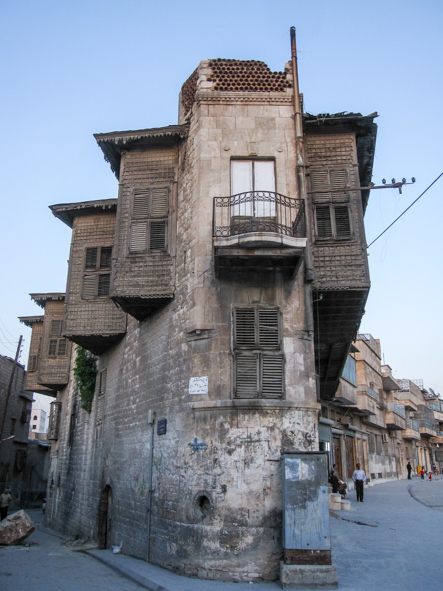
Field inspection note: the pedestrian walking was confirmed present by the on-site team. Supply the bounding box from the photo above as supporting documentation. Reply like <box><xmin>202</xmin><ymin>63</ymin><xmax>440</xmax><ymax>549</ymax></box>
<box><xmin>420</xmin><ymin>467</ymin><xmax>425</xmax><ymax>480</ymax></box>
<box><xmin>0</xmin><ymin>488</ymin><xmax>12</xmax><ymax>520</ymax></box>
<box><xmin>352</xmin><ymin>463</ymin><xmax>366</xmax><ymax>502</ymax></box>
<box><xmin>407</xmin><ymin>461</ymin><xmax>412</xmax><ymax>479</ymax></box>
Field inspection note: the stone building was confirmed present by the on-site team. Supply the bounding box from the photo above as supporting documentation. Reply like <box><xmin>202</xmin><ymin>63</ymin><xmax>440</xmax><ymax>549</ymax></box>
<box><xmin>0</xmin><ymin>354</ymin><xmax>33</xmax><ymax>509</ymax></box>
<box><xmin>321</xmin><ymin>333</ymin><xmax>442</xmax><ymax>486</ymax></box>
<box><xmin>22</xmin><ymin>54</ymin><xmax>378</xmax><ymax>582</ymax></box>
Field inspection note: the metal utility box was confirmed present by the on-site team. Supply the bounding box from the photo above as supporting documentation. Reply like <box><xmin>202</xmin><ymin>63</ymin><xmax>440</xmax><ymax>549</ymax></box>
<box><xmin>281</xmin><ymin>452</ymin><xmax>331</xmax><ymax>565</ymax></box>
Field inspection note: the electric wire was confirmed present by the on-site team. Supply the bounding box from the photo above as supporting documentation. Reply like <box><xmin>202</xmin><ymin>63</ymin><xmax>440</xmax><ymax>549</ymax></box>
<box><xmin>367</xmin><ymin>172</ymin><xmax>443</xmax><ymax>250</ymax></box>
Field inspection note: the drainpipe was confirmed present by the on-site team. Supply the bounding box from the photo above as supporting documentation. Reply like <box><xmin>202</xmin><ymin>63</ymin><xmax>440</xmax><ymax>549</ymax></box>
<box><xmin>290</xmin><ymin>27</ymin><xmax>315</xmax><ymax>284</ymax></box>
<box><xmin>146</xmin><ymin>410</ymin><xmax>156</xmax><ymax>562</ymax></box>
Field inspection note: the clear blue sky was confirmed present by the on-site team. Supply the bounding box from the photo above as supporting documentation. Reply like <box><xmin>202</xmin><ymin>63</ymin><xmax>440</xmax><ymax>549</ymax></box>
<box><xmin>1</xmin><ymin>0</ymin><xmax>442</xmax><ymax>414</ymax></box>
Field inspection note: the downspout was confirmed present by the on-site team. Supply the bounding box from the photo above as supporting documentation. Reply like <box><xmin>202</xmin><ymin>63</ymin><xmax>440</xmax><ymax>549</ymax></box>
<box><xmin>290</xmin><ymin>27</ymin><xmax>315</xmax><ymax>284</ymax></box>
<box><xmin>146</xmin><ymin>410</ymin><xmax>156</xmax><ymax>562</ymax></box>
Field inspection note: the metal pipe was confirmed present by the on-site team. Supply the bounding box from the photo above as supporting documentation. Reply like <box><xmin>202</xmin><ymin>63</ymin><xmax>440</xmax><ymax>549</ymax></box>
<box><xmin>290</xmin><ymin>27</ymin><xmax>314</xmax><ymax>282</ymax></box>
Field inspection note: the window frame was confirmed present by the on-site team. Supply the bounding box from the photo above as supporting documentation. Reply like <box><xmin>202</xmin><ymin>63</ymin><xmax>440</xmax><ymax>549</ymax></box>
<box><xmin>311</xmin><ymin>167</ymin><xmax>353</xmax><ymax>241</ymax></box>
<box><xmin>82</xmin><ymin>246</ymin><xmax>113</xmax><ymax>299</ymax></box>
<box><xmin>47</xmin><ymin>320</ymin><xmax>68</xmax><ymax>358</ymax></box>
<box><xmin>129</xmin><ymin>186</ymin><xmax>169</xmax><ymax>254</ymax></box>
<box><xmin>232</xmin><ymin>306</ymin><xmax>284</xmax><ymax>400</ymax></box>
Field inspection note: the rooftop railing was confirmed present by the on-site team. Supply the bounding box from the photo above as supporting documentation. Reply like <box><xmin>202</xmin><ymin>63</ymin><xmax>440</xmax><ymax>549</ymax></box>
<box><xmin>213</xmin><ymin>191</ymin><xmax>305</xmax><ymax>238</ymax></box>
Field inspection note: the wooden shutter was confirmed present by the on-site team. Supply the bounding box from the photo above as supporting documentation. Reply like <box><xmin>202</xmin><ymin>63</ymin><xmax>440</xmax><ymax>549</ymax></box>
<box><xmin>330</xmin><ymin>169</ymin><xmax>348</xmax><ymax>202</ymax></box>
<box><xmin>85</xmin><ymin>247</ymin><xmax>98</xmax><ymax>269</ymax></box>
<box><xmin>311</xmin><ymin>170</ymin><xmax>329</xmax><ymax>202</ymax></box>
<box><xmin>100</xmin><ymin>247</ymin><xmax>112</xmax><ymax>268</ymax></box>
<box><xmin>82</xmin><ymin>275</ymin><xmax>97</xmax><ymax>299</ymax></box>
<box><xmin>97</xmin><ymin>274</ymin><xmax>110</xmax><ymax>297</ymax></box>
<box><xmin>99</xmin><ymin>368</ymin><xmax>107</xmax><ymax>395</ymax></box>
<box><xmin>130</xmin><ymin>222</ymin><xmax>147</xmax><ymax>253</ymax></box>
<box><xmin>133</xmin><ymin>190</ymin><xmax>150</xmax><ymax>217</ymax></box>
<box><xmin>316</xmin><ymin>205</ymin><xmax>333</xmax><ymax>238</ymax></box>
<box><xmin>262</xmin><ymin>355</ymin><xmax>284</xmax><ymax>397</ymax></box>
<box><xmin>235</xmin><ymin>354</ymin><xmax>258</xmax><ymax>398</ymax></box>
<box><xmin>258</xmin><ymin>309</ymin><xmax>279</xmax><ymax>348</ymax></box>
<box><xmin>149</xmin><ymin>221</ymin><xmax>166</xmax><ymax>251</ymax></box>
<box><xmin>57</xmin><ymin>339</ymin><xmax>67</xmax><ymax>357</ymax></box>
<box><xmin>235</xmin><ymin>308</ymin><xmax>256</xmax><ymax>347</ymax></box>
<box><xmin>28</xmin><ymin>355</ymin><xmax>38</xmax><ymax>372</ymax></box>
<box><xmin>51</xmin><ymin>320</ymin><xmax>62</xmax><ymax>337</ymax></box>
<box><xmin>151</xmin><ymin>188</ymin><xmax>169</xmax><ymax>217</ymax></box>
<box><xmin>334</xmin><ymin>206</ymin><xmax>351</xmax><ymax>238</ymax></box>
<box><xmin>48</xmin><ymin>339</ymin><xmax>58</xmax><ymax>356</ymax></box>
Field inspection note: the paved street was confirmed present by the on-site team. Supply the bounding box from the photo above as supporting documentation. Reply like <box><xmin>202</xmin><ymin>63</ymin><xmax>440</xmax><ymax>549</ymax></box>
<box><xmin>0</xmin><ymin>510</ymin><xmax>146</xmax><ymax>591</ymax></box>
<box><xmin>2</xmin><ymin>477</ymin><xmax>443</xmax><ymax>590</ymax></box>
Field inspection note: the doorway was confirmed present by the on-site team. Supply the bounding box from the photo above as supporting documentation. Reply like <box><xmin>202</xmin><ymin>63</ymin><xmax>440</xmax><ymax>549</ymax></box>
<box><xmin>98</xmin><ymin>485</ymin><xmax>112</xmax><ymax>549</ymax></box>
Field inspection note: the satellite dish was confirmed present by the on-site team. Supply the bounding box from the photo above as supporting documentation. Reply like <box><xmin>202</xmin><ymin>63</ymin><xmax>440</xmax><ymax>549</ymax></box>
<box><xmin>429</xmin><ymin>388</ymin><xmax>436</xmax><ymax>397</ymax></box>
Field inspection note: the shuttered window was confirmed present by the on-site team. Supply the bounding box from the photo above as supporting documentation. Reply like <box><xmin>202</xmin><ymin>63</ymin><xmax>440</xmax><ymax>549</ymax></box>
<box><xmin>48</xmin><ymin>337</ymin><xmax>67</xmax><ymax>357</ymax></box>
<box><xmin>28</xmin><ymin>355</ymin><xmax>38</xmax><ymax>372</ymax></box>
<box><xmin>96</xmin><ymin>368</ymin><xmax>107</xmax><ymax>426</ymax></box>
<box><xmin>82</xmin><ymin>246</ymin><xmax>112</xmax><ymax>299</ymax></box>
<box><xmin>311</xmin><ymin>168</ymin><xmax>353</xmax><ymax>240</ymax></box>
<box><xmin>233</xmin><ymin>307</ymin><xmax>284</xmax><ymax>399</ymax></box>
<box><xmin>129</xmin><ymin>187</ymin><xmax>169</xmax><ymax>253</ymax></box>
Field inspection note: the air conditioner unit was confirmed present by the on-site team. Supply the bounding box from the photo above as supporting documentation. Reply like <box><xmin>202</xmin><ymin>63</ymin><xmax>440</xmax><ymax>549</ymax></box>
<box><xmin>382</xmin><ymin>433</ymin><xmax>390</xmax><ymax>443</ymax></box>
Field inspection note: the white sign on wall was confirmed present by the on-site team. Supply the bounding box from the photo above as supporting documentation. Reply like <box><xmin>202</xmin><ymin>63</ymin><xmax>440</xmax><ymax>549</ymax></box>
<box><xmin>189</xmin><ymin>376</ymin><xmax>208</xmax><ymax>394</ymax></box>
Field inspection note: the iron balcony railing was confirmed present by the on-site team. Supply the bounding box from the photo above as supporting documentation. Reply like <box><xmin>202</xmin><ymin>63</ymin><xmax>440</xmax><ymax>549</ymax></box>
<box><xmin>213</xmin><ymin>191</ymin><xmax>306</xmax><ymax>238</ymax></box>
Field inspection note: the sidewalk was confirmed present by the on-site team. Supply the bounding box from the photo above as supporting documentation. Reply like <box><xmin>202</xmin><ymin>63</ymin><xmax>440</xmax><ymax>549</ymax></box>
<box><xmin>85</xmin><ymin>477</ymin><xmax>443</xmax><ymax>591</ymax></box>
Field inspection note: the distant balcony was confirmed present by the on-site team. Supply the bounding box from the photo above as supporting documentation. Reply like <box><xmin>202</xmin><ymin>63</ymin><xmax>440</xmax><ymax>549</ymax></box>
<box><xmin>418</xmin><ymin>418</ymin><xmax>437</xmax><ymax>438</ymax></box>
<box><xmin>402</xmin><ymin>418</ymin><xmax>420</xmax><ymax>441</ymax></box>
<box><xmin>213</xmin><ymin>192</ymin><xmax>306</xmax><ymax>276</ymax></box>
<box><xmin>385</xmin><ymin>403</ymin><xmax>406</xmax><ymax>430</ymax></box>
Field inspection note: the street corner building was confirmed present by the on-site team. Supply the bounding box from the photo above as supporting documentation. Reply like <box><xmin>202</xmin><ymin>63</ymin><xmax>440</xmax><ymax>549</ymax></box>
<box><xmin>21</xmin><ymin>51</ymin><xmax>377</xmax><ymax>582</ymax></box>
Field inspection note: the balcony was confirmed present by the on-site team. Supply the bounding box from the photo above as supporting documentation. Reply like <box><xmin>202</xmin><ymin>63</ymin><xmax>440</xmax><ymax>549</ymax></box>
<box><xmin>402</xmin><ymin>418</ymin><xmax>420</xmax><ymax>441</ymax></box>
<box><xmin>418</xmin><ymin>419</ymin><xmax>437</xmax><ymax>438</ymax></box>
<box><xmin>213</xmin><ymin>191</ymin><xmax>306</xmax><ymax>277</ymax></box>
<box><xmin>385</xmin><ymin>403</ymin><xmax>406</xmax><ymax>430</ymax></box>
<box><xmin>353</xmin><ymin>386</ymin><xmax>378</xmax><ymax>416</ymax></box>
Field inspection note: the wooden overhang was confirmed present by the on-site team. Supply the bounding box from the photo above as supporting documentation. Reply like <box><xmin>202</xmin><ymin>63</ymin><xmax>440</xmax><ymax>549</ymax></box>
<box><xmin>314</xmin><ymin>289</ymin><xmax>369</xmax><ymax>400</ymax></box>
<box><xmin>18</xmin><ymin>315</ymin><xmax>44</xmax><ymax>327</ymax></box>
<box><xmin>94</xmin><ymin>124</ymin><xmax>188</xmax><ymax>180</ymax></box>
<box><xmin>49</xmin><ymin>199</ymin><xmax>117</xmax><ymax>228</ymax></box>
<box><xmin>305</xmin><ymin>112</ymin><xmax>377</xmax><ymax>401</ymax></box>
<box><xmin>30</xmin><ymin>293</ymin><xmax>65</xmax><ymax>308</ymax></box>
<box><xmin>304</xmin><ymin>111</ymin><xmax>378</xmax><ymax>213</ymax></box>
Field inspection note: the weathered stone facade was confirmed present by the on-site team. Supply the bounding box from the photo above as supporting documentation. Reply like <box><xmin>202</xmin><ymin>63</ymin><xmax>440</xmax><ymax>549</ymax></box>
<box><xmin>23</xmin><ymin>56</ymin><xmax>378</xmax><ymax>582</ymax></box>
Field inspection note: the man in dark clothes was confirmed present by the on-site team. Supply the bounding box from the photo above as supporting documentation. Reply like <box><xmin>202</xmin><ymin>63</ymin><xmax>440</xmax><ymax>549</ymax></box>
<box><xmin>407</xmin><ymin>461</ymin><xmax>412</xmax><ymax>479</ymax></box>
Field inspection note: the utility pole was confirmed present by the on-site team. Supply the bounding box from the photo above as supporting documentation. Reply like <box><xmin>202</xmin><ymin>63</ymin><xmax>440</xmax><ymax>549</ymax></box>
<box><xmin>0</xmin><ymin>336</ymin><xmax>23</xmax><ymax>445</ymax></box>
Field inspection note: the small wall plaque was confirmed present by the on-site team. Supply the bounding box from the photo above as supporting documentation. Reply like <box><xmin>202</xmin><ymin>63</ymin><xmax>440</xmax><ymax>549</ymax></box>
<box><xmin>157</xmin><ymin>418</ymin><xmax>167</xmax><ymax>435</ymax></box>
<box><xmin>189</xmin><ymin>376</ymin><xmax>208</xmax><ymax>394</ymax></box>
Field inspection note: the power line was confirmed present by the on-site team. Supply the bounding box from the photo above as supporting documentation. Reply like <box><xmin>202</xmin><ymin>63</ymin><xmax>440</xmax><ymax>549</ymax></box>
<box><xmin>367</xmin><ymin>172</ymin><xmax>443</xmax><ymax>249</ymax></box>
<box><xmin>0</xmin><ymin>319</ymin><xmax>16</xmax><ymax>340</ymax></box>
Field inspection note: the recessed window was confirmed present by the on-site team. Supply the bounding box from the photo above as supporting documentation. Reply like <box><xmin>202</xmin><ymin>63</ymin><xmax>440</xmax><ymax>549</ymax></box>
<box><xmin>129</xmin><ymin>188</ymin><xmax>169</xmax><ymax>253</ymax></box>
<box><xmin>233</xmin><ymin>306</ymin><xmax>284</xmax><ymax>399</ymax></box>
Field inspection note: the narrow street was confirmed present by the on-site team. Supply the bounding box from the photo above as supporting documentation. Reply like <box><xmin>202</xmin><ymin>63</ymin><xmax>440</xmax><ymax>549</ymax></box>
<box><xmin>0</xmin><ymin>509</ymin><xmax>145</xmax><ymax>591</ymax></box>
<box><xmin>1</xmin><ymin>478</ymin><xmax>443</xmax><ymax>591</ymax></box>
